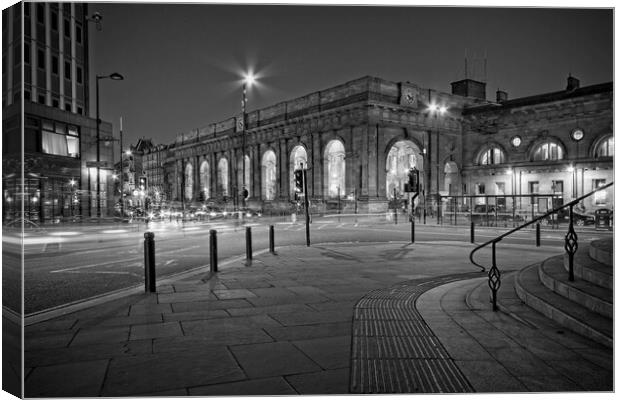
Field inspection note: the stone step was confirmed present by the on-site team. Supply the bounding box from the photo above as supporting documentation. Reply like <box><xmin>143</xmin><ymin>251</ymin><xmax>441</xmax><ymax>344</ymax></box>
<box><xmin>515</xmin><ymin>263</ymin><xmax>612</xmax><ymax>348</ymax></box>
<box><xmin>564</xmin><ymin>246</ymin><xmax>612</xmax><ymax>290</ymax></box>
<box><xmin>588</xmin><ymin>239</ymin><xmax>613</xmax><ymax>267</ymax></box>
<box><xmin>540</xmin><ymin>256</ymin><xmax>612</xmax><ymax>318</ymax></box>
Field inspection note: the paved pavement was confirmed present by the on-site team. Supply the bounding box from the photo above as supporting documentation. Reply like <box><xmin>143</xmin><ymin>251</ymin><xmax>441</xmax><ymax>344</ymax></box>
<box><xmin>19</xmin><ymin>239</ymin><xmax>613</xmax><ymax>396</ymax></box>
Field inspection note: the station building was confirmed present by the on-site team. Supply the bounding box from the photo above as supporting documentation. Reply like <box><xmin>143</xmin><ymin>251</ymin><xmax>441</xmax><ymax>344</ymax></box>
<box><xmin>157</xmin><ymin>74</ymin><xmax>612</xmax><ymax>217</ymax></box>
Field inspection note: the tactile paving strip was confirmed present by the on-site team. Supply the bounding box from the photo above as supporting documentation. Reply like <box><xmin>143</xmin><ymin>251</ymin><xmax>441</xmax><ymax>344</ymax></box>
<box><xmin>350</xmin><ymin>272</ymin><xmax>482</xmax><ymax>393</ymax></box>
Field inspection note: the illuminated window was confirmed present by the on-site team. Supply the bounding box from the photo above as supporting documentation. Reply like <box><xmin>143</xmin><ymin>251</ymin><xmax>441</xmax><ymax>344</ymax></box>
<box><xmin>41</xmin><ymin>120</ymin><xmax>80</xmax><ymax>158</ymax></box>
<box><xmin>325</xmin><ymin>140</ymin><xmax>345</xmax><ymax>198</ymax></box>
<box><xmin>290</xmin><ymin>145</ymin><xmax>308</xmax><ymax>197</ymax></box>
<box><xmin>479</xmin><ymin>146</ymin><xmax>505</xmax><ymax>165</ymax></box>
<box><xmin>262</xmin><ymin>150</ymin><xmax>277</xmax><ymax>200</ymax></box>
<box><xmin>532</xmin><ymin>141</ymin><xmax>564</xmax><ymax>161</ymax></box>
<box><xmin>386</xmin><ymin>140</ymin><xmax>420</xmax><ymax>197</ymax></box>
<box><xmin>594</xmin><ymin>136</ymin><xmax>614</xmax><ymax>158</ymax></box>
<box><xmin>199</xmin><ymin>160</ymin><xmax>210</xmax><ymax>200</ymax></box>
<box><xmin>495</xmin><ymin>182</ymin><xmax>505</xmax><ymax>195</ymax></box>
<box><xmin>593</xmin><ymin>179</ymin><xmax>607</xmax><ymax>205</ymax></box>
<box><xmin>184</xmin><ymin>163</ymin><xmax>193</xmax><ymax>201</ymax></box>
<box><xmin>218</xmin><ymin>158</ymin><xmax>229</xmax><ymax>197</ymax></box>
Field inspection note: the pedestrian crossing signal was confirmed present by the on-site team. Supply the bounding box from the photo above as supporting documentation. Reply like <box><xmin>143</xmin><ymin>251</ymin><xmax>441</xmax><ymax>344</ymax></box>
<box><xmin>139</xmin><ymin>176</ymin><xmax>148</xmax><ymax>190</ymax></box>
<box><xmin>406</xmin><ymin>168</ymin><xmax>419</xmax><ymax>193</ymax></box>
<box><xmin>294</xmin><ymin>170</ymin><xmax>304</xmax><ymax>193</ymax></box>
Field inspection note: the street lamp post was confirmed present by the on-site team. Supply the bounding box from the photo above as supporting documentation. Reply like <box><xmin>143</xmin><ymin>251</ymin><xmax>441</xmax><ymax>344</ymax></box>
<box><xmin>95</xmin><ymin>72</ymin><xmax>124</xmax><ymax>219</ymax></box>
<box><xmin>241</xmin><ymin>73</ymin><xmax>255</xmax><ymax>209</ymax></box>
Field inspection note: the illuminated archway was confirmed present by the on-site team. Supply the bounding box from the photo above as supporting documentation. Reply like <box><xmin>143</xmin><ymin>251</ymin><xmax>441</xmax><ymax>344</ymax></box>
<box><xmin>262</xmin><ymin>150</ymin><xmax>277</xmax><ymax>200</ymax></box>
<box><xmin>184</xmin><ymin>162</ymin><xmax>194</xmax><ymax>201</ymax></box>
<box><xmin>290</xmin><ymin>145</ymin><xmax>308</xmax><ymax>197</ymax></box>
<box><xmin>236</xmin><ymin>155</ymin><xmax>251</xmax><ymax>198</ymax></box>
<box><xmin>218</xmin><ymin>157</ymin><xmax>229</xmax><ymax>197</ymax></box>
<box><xmin>324</xmin><ymin>140</ymin><xmax>345</xmax><ymax>198</ymax></box>
<box><xmin>199</xmin><ymin>160</ymin><xmax>210</xmax><ymax>200</ymax></box>
<box><xmin>385</xmin><ymin>140</ymin><xmax>421</xmax><ymax>197</ymax></box>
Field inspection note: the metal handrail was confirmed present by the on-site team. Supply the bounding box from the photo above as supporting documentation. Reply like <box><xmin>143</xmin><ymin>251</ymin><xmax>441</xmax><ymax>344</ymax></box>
<box><xmin>469</xmin><ymin>181</ymin><xmax>613</xmax><ymax>311</ymax></box>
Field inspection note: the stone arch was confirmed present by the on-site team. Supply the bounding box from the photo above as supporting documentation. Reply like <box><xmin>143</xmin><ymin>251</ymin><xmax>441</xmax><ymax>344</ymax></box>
<box><xmin>236</xmin><ymin>154</ymin><xmax>251</xmax><ymax>198</ymax></box>
<box><xmin>384</xmin><ymin>139</ymin><xmax>423</xmax><ymax>198</ymax></box>
<box><xmin>591</xmin><ymin>134</ymin><xmax>614</xmax><ymax>158</ymax></box>
<box><xmin>289</xmin><ymin>144</ymin><xmax>308</xmax><ymax>197</ymax></box>
<box><xmin>443</xmin><ymin>160</ymin><xmax>459</xmax><ymax>195</ymax></box>
<box><xmin>199</xmin><ymin>160</ymin><xmax>210</xmax><ymax>200</ymax></box>
<box><xmin>184</xmin><ymin>161</ymin><xmax>194</xmax><ymax>201</ymax></box>
<box><xmin>324</xmin><ymin>139</ymin><xmax>346</xmax><ymax>198</ymax></box>
<box><xmin>217</xmin><ymin>157</ymin><xmax>229</xmax><ymax>197</ymax></box>
<box><xmin>474</xmin><ymin>141</ymin><xmax>508</xmax><ymax>165</ymax></box>
<box><xmin>262</xmin><ymin>149</ymin><xmax>277</xmax><ymax>200</ymax></box>
<box><xmin>527</xmin><ymin>136</ymin><xmax>566</xmax><ymax>161</ymax></box>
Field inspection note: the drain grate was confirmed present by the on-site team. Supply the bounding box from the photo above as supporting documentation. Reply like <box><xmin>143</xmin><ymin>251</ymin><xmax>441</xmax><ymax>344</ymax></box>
<box><xmin>350</xmin><ymin>272</ymin><xmax>482</xmax><ymax>393</ymax></box>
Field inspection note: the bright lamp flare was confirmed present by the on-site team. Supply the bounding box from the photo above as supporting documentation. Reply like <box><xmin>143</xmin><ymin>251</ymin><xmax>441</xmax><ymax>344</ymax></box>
<box><xmin>244</xmin><ymin>72</ymin><xmax>256</xmax><ymax>86</ymax></box>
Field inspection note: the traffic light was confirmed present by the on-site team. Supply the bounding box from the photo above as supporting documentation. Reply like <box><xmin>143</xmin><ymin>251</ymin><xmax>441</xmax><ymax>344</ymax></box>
<box><xmin>406</xmin><ymin>168</ymin><xmax>419</xmax><ymax>193</ymax></box>
<box><xmin>294</xmin><ymin>170</ymin><xmax>304</xmax><ymax>193</ymax></box>
<box><xmin>139</xmin><ymin>176</ymin><xmax>147</xmax><ymax>190</ymax></box>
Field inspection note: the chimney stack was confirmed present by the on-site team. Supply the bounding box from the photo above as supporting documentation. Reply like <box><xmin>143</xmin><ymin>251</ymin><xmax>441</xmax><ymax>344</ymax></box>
<box><xmin>496</xmin><ymin>89</ymin><xmax>508</xmax><ymax>103</ymax></box>
<box><xmin>566</xmin><ymin>74</ymin><xmax>580</xmax><ymax>91</ymax></box>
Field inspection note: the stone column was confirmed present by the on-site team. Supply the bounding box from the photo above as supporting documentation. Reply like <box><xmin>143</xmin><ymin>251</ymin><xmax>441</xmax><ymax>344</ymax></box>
<box><xmin>367</xmin><ymin>125</ymin><xmax>379</xmax><ymax>198</ymax></box>
<box><xmin>253</xmin><ymin>144</ymin><xmax>261</xmax><ymax>201</ymax></box>
<box><xmin>279</xmin><ymin>138</ymin><xmax>288</xmax><ymax>200</ymax></box>
<box><xmin>312</xmin><ymin>132</ymin><xmax>322</xmax><ymax>199</ymax></box>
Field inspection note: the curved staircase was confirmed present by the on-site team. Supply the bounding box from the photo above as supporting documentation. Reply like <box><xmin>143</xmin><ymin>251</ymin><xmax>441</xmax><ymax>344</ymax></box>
<box><xmin>513</xmin><ymin>238</ymin><xmax>613</xmax><ymax>348</ymax></box>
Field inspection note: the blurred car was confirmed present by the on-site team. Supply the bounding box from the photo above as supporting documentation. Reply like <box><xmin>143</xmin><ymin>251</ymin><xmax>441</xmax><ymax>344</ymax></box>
<box><xmin>544</xmin><ymin>208</ymin><xmax>595</xmax><ymax>226</ymax></box>
<box><xmin>468</xmin><ymin>204</ymin><xmax>524</xmax><ymax>226</ymax></box>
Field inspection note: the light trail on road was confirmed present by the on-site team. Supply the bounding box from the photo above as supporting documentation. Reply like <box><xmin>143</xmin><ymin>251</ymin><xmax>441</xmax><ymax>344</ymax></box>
<box><xmin>5</xmin><ymin>217</ymin><xmax>611</xmax><ymax>315</ymax></box>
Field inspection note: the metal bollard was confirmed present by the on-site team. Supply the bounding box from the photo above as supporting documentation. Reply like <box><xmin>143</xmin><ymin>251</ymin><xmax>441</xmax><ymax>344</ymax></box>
<box><xmin>144</xmin><ymin>232</ymin><xmax>156</xmax><ymax>293</ymax></box>
<box><xmin>536</xmin><ymin>223</ymin><xmax>541</xmax><ymax>247</ymax></box>
<box><xmin>470</xmin><ymin>222</ymin><xmax>475</xmax><ymax>243</ymax></box>
<box><xmin>411</xmin><ymin>216</ymin><xmax>415</xmax><ymax>243</ymax></box>
<box><xmin>246</xmin><ymin>226</ymin><xmax>252</xmax><ymax>263</ymax></box>
<box><xmin>209</xmin><ymin>229</ymin><xmax>218</xmax><ymax>273</ymax></box>
<box><xmin>269</xmin><ymin>225</ymin><xmax>275</xmax><ymax>254</ymax></box>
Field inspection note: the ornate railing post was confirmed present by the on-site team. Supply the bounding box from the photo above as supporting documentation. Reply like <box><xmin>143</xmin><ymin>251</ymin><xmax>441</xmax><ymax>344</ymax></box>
<box><xmin>564</xmin><ymin>205</ymin><xmax>578</xmax><ymax>282</ymax></box>
<box><xmin>488</xmin><ymin>242</ymin><xmax>501</xmax><ymax>311</ymax></box>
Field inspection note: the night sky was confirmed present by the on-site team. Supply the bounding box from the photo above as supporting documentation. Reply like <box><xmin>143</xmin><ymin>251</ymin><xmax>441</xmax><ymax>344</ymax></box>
<box><xmin>89</xmin><ymin>3</ymin><xmax>613</xmax><ymax>148</ymax></box>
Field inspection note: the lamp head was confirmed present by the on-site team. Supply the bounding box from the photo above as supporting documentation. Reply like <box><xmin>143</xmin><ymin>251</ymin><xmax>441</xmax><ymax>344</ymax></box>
<box><xmin>243</xmin><ymin>72</ymin><xmax>256</xmax><ymax>87</ymax></box>
<box><xmin>110</xmin><ymin>72</ymin><xmax>124</xmax><ymax>80</ymax></box>
<box><xmin>89</xmin><ymin>12</ymin><xmax>102</xmax><ymax>23</ymax></box>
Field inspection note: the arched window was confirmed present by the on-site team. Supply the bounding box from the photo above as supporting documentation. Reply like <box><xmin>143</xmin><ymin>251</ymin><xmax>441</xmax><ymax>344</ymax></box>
<box><xmin>595</xmin><ymin>136</ymin><xmax>614</xmax><ymax>158</ymax></box>
<box><xmin>325</xmin><ymin>140</ymin><xmax>345</xmax><ymax>198</ymax></box>
<box><xmin>218</xmin><ymin>158</ymin><xmax>229</xmax><ymax>197</ymax></box>
<box><xmin>386</xmin><ymin>140</ymin><xmax>421</xmax><ymax>197</ymax></box>
<box><xmin>184</xmin><ymin>162</ymin><xmax>193</xmax><ymax>201</ymax></box>
<box><xmin>290</xmin><ymin>145</ymin><xmax>308</xmax><ymax>197</ymax></box>
<box><xmin>236</xmin><ymin>155</ymin><xmax>251</xmax><ymax>197</ymax></box>
<box><xmin>262</xmin><ymin>150</ymin><xmax>277</xmax><ymax>200</ymax></box>
<box><xmin>199</xmin><ymin>160</ymin><xmax>210</xmax><ymax>200</ymax></box>
<box><xmin>478</xmin><ymin>146</ymin><xmax>505</xmax><ymax>165</ymax></box>
<box><xmin>532</xmin><ymin>140</ymin><xmax>564</xmax><ymax>161</ymax></box>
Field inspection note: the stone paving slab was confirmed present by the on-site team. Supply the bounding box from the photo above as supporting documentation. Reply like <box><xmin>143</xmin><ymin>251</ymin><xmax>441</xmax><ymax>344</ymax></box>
<box><xmin>188</xmin><ymin>376</ymin><xmax>297</xmax><ymax>396</ymax></box>
<box><xmin>23</xmin><ymin>241</ymin><xmax>583</xmax><ymax>396</ymax></box>
<box><xmin>229</xmin><ymin>341</ymin><xmax>322</xmax><ymax>379</ymax></box>
<box><xmin>25</xmin><ymin>359</ymin><xmax>109</xmax><ymax>397</ymax></box>
<box><xmin>101</xmin><ymin>347</ymin><xmax>246</xmax><ymax>396</ymax></box>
